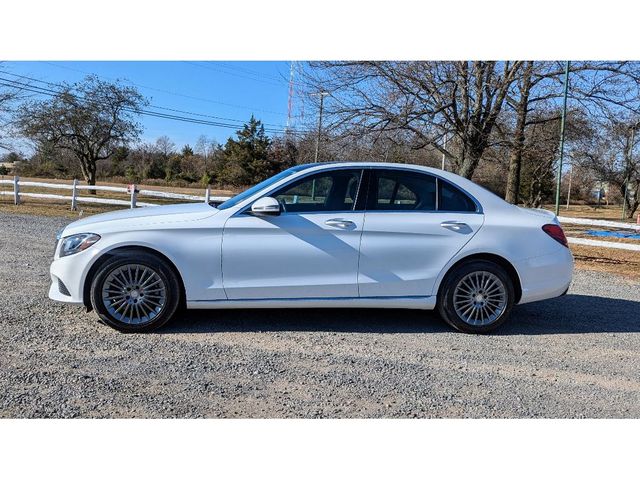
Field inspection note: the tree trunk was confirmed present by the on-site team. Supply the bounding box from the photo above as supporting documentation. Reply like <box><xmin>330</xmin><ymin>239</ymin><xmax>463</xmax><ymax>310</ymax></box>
<box><xmin>505</xmin><ymin>62</ymin><xmax>533</xmax><ymax>204</ymax></box>
<box><xmin>457</xmin><ymin>146</ymin><xmax>483</xmax><ymax>179</ymax></box>
<box><xmin>87</xmin><ymin>172</ymin><xmax>97</xmax><ymax>195</ymax></box>
<box><xmin>622</xmin><ymin>182</ymin><xmax>639</xmax><ymax>218</ymax></box>
<box><xmin>79</xmin><ymin>161</ymin><xmax>98</xmax><ymax>195</ymax></box>
<box><xmin>76</xmin><ymin>155</ymin><xmax>97</xmax><ymax>195</ymax></box>
<box><xmin>505</xmin><ymin>123</ymin><xmax>525</xmax><ymax>204</ymax></box>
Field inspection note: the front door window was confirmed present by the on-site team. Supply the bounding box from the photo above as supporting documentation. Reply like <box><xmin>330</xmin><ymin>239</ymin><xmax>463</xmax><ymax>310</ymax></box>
<box><xmin>272</xmin><ymin>169</ymin><xmax>363</xmax><ymax>213</ymax></box>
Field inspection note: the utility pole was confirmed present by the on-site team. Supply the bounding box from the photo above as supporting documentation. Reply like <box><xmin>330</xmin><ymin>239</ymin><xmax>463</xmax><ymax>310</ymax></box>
<box><xmin>554</xmin><ymin>61</ymin><xmax>570</xmax><ymax>216</ymax></box>
<box><xmin>312</xmin><ymin>91</ymin><xmax>329</xmax><ymax>162</ymax></box>
<box><xmin>622</xmin><ymin>124</ymin><xmax>636</xmax><ymax>220</ymax></box>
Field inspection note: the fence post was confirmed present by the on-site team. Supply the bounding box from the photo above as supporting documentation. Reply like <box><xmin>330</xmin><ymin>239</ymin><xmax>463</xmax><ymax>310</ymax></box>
<box><xmin>205</xmin><ymin>185</ymin><xmax>211</xmax><ymax>203</ymax></box>
<box><xmin>13</xmin><ymin>175</ymin><xmax>20</xmax><ymax>205</ymax></box>
<box><xmin>130</xmin><ymin>183</ymin><xmax>137</xmax><ymax>209</ymax></box>
<box><xmin>71</xmin><ymin>179</ymin><xmax>78</xmax><ymax>211</ymax></box>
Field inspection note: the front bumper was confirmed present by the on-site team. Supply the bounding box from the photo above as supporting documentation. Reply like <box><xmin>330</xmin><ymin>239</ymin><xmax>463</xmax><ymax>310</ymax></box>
<box><xmin>48</xmin><ymin>278</ymin><xmax>83</xmax><ymax>304</ymax></box>
<box><xmin>48</xmin><ymin>248</ymin><xmax>101</xmax><ymax>305</ymax></box>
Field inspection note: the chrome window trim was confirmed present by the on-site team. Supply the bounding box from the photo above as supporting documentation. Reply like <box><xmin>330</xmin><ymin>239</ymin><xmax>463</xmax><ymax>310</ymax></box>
<box><xmin>362</xmin><ymin>209</ymin><xmax>482</xmax><ymax>215</ymax></box>
<box><xmin>266</xmin><ymin>210</ymin><xmax>361</xmax><ymax>217</ymax></box>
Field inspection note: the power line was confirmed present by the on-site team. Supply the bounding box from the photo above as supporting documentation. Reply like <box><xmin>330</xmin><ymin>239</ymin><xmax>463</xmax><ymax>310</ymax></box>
<box><xmin>0</xmin><ymin>76</ymin><xmax>311</xmax><ymax>136</ymax></box>
<box><xmin>182</xmin><ymin>61</ymin><xmax>287</xmax><ymax>87</ymax></box>
<box><xmin>41</xmin><ymin>61</ymin><xmax>292</xmax><ymax>116</ymax></box>
<box><xmin>0</xmin><ymin>79</ymin><xmax>301</xmax><ymax>135</ymax></box>
<box><xmin>216</xmin><ymin>61</ymin><xmax>288</xmax><ymax>83</ymax></box>
<box><xmin>2</xmin><ymin>70</ymin><xmax>295</xmax><ymax>129</ymax></box>
<box><xmin>0</xmin><ymin>72</ymin><xmax>310</xmax><ymax>135</ymax></box>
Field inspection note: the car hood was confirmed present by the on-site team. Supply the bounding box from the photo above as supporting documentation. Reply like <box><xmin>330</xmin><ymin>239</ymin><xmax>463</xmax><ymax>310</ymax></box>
<box><xmin>61</xmin><ymin>203</ymin><xmax>219</xmax><ymax>236</ymax></box>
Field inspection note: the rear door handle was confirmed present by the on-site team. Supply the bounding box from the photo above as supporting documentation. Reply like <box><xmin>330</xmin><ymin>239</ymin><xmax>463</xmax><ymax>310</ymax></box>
<box><xmin>325</xmin><ymin>218</ymin><xmax>356</xmax><ymax>229</ymax></box>
<box><xmin>440</xmin><ymin>221</ymin><xmax>469</xmax><ymax>231</ymax></box>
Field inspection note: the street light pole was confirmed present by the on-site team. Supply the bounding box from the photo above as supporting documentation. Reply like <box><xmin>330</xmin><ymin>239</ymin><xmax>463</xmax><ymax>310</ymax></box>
<box><xmin>554</xmin><ymin>61</ymin><xmax>570</xmax><ymax>216</ymax></box>
<box><xmin>566</xmin><ymin>163</ymin><xmax>573</xmax><ymax>209</ymax></box>
<box><xmin>313</xmin><ymin>91</ymin><xmax>329</xmax><ymax>162</ymax></box>
<box><xmin>441</xmin><ymin>134</ymin><xmax>448</xmax><ymax>171</ymax></box>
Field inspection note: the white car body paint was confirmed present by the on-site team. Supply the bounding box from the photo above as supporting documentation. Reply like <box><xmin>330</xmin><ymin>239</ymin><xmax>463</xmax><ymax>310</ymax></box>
<box><xmin>49</xmin><ymin>162</ymin><xmax>573</xmax><ymax>314</ymax></box>
<box><xmin>358</xmin><ymin>211</ymin><xmax>485</xmax><ymax>297</ymax></box>
<box><xmin>222</xmin><ymin>211</ymin><xmax>365</xmax><ymax>299</ymax></box>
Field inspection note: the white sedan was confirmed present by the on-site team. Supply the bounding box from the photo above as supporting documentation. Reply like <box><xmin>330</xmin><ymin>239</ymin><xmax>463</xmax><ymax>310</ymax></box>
<box><xmin>49</xmin><ymin>162</ymin><xmax>573</xmax><ymax>333</ymax></box>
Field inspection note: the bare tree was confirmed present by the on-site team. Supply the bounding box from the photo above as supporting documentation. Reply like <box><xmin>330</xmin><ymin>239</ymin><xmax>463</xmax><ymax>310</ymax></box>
<box><xmin>17</xmin><ymin>76</ymin><xmax>147</xmax><ymax>190</ymax></box>
<box><xmin>306</xmin><ymin>61</ymin><xmax>523</xmax><ymax>179</ymax></box>
<box><xmin>195</xmin><ymin>134</ymin><xmax>220</xmax><ymax>173</ymax></box>
<box><xmin>308</xmin><ymin>61</ymin><xmax>640</xmax><ymax>204</ymax></box>
<box><xmin>574</xmin><ymin>117</ymin><xmax>640</xmax><ymax>217</ymax></box>
<box><xmin>507</xmin><ymin>61</ymin><xmax>640</xmax><ymax>203</ymax></box>
<box><xmin>505</xmin><ymin>61</ymin><xmax>534</xmax><ymax>204</ymax></box>
<box><xmin>155</xmin><ymin>135</ymin><xmax>176</xmax><ymax>158</ymax></box>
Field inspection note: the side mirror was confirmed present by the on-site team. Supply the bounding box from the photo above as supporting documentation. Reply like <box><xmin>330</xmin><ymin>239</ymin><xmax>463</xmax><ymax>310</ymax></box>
<box><xmin>251</xmin><ymin>196</ymin><xmax>281</xmax><ymax>216</ymax></box>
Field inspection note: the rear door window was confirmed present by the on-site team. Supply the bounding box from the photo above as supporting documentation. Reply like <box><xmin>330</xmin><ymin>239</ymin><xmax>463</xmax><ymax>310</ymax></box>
<box><xmin>367</xmin><ymin>170</ymin><xmax>437</xmax><ymax>211</ymax></box>
<box><xmin>367</xmin><ymin>168</ymin><xmax>478</xmax><ymax>213</ymax></box>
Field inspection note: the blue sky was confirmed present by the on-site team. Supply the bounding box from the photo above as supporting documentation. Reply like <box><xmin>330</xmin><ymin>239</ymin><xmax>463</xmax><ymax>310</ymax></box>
<box><xmin>2</xmin><ymin>61</ymin><xmax>299</xmax><ymax>150</ymax></box>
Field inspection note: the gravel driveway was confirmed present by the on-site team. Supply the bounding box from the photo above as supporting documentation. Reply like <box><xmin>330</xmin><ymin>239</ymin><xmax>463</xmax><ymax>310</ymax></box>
<box><xmin>1</xmin><ymin>211</ymin><xmax>639</xmax><ymax>418</ymax></box>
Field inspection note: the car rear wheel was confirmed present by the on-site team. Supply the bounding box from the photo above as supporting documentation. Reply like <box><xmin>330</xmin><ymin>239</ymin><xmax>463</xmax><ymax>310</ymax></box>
<box><xmin>437</xmin><ymin>260</ymin><xmax>515</xmax><ymax>334</ymax></box>
<box><xmin>90</xmin><ymin>250</ymin><xmax>181</xmax><ymax>332</ymax></box>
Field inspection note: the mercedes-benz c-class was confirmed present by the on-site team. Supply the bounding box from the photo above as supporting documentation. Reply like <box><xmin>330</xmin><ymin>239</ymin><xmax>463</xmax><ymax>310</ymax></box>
<box><xmin>49</xmin><ymin>162</ymin><xmax>573</xmax><ymax>333</ymax></box>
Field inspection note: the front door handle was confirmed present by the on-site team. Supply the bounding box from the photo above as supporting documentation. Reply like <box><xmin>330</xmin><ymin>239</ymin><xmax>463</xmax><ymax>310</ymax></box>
<box><xmin>325</xmin><ymin>218</ymin><xmax>356</xmax><ymax>229</ymax></box>
<box><xmin>440</xmin><ymin>221</ymin><xmax>470</xmax><ymax>231</ymax></box>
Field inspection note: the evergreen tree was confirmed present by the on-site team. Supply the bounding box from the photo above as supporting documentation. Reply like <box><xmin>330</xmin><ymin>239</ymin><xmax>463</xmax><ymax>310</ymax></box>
<box><xmin>218</xmin><ymin>116</ymin><xmax>274</xmax><ymax>186</ymax></box>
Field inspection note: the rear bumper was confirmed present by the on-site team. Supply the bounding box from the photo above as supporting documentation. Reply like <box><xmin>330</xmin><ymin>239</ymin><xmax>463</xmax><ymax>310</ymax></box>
<box><xmin>515</xmin><ymin>247</ymin><xmax>574</xmax><ymax>305</ymax></box>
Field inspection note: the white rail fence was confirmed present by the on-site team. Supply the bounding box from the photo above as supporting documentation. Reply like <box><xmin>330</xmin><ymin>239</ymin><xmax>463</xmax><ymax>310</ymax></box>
<box><xmin>558</xmin><ymin>216</ymin><xmax>640</xmax><ymax>232</ymax></box>
<box><xmin>566</xmin><ymin>236</ymin><xmax>640</xmax><ymax>252</ymax></box>
<box><xmin>557</xmin><ymin>216</ymin><xmax>640</xmax><ymax>252</ymax></box>
<box><xmin>0</xmin><ymin>176</ymin><xmax>229</xmax><ymax>209</ymax></box>
<box><xmin>1</xmin><ymin>176</ymin><xmax>639</xmax><ymax>251</ymax></box>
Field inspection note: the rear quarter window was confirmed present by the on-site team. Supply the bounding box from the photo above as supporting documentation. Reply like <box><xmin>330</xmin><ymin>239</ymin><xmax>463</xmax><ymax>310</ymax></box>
<box><xmin>438</xmin><ymin>180</ymin><xmax>477</xmax><ymax>212</ymax></box>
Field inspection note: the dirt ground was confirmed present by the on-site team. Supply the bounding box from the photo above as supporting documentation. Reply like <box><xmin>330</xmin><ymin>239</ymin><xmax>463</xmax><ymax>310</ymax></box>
<box><xmin>570</xmin><ymin>244</ymin><xmax>640</xmax><ymax>281</ymax></box>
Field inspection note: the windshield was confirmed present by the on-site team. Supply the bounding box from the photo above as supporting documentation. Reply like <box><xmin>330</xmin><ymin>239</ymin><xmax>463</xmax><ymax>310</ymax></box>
<box><xmin>216</xmin><ymin>164</ymin><xmax>319</xmax><ymax>210</ymax></box>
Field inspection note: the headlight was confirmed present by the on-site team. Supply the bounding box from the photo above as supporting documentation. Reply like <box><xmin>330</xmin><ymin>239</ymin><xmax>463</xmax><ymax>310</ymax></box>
<box><xmin>60</xmin><ymin>233</ymin><xmax>101</xmax><ymax>257</ymax></box>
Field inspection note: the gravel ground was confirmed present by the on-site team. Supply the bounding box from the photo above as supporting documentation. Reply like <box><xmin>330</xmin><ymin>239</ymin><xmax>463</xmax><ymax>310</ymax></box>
<box><xmin>1</xmin><ymin>211</ymin><xmax>639</xmax><ymax>418</ymax></box>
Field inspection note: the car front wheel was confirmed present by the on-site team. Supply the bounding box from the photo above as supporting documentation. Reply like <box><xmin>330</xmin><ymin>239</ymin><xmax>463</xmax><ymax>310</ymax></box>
<box><xmin>90</xmin><ymin>250</ymin><xmax>181</xmax><ymax>332</ymax></box>
<box><xmin>437</xmin><ymin>260</ymin><xmax>515</xmax><ymax>334</ymax></box>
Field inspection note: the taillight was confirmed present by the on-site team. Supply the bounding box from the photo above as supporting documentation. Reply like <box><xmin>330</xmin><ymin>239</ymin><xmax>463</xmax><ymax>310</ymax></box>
<box><xmin>542</xmin><ymin>224</ymin><xmax>568</xmax><ymax>248</ymax></box>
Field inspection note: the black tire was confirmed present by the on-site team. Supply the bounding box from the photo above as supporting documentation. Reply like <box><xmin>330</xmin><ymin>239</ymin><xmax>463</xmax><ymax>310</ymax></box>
<box><xmin>90</xmin><ymin>250</ymin><xmax>181</xmax><ymax>333</ymax></box>
<box><xmin>437</xmin><ymin>260</ymin><xmax>515</xmax><ymax>334</ymax></box>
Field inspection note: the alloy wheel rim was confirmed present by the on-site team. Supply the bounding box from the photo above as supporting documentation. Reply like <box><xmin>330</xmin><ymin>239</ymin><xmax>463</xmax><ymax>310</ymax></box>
<box><xmin>101</xmin><ymin>264</ymin><xmax>166</xmax><ymax>325</ymax></box>
<box><xmin>453</xmin><ymin>271</ymin><xmax>507</xmax><ymax>326</ymax></box>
